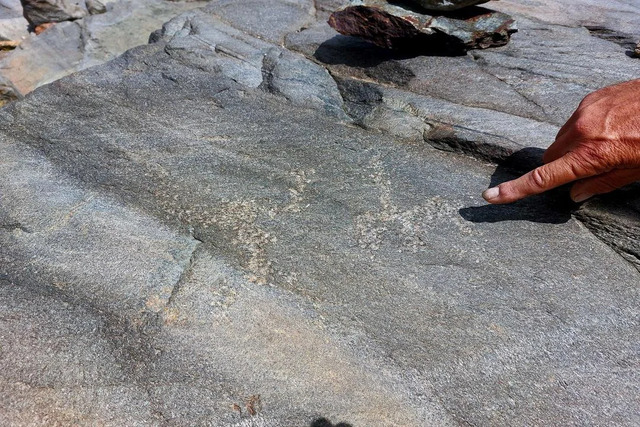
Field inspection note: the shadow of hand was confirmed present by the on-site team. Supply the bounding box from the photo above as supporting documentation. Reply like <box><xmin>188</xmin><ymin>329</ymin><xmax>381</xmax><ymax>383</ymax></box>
<box><xmin>459</xmin><ymin>148</ymin><xmax>575</xmax><ymax>224</ymax></box>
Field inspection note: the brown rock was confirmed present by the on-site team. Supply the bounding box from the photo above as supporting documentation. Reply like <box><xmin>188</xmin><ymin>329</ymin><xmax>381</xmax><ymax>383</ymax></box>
<box><xmin>34</xmin><ymin>21</ymin><xmax>54</xmax><ymax>34</ymax></box>
<box><xmin>328</xmin><ymin>0</ymin><xmax>517</xmax><ymax>53</ymax></box>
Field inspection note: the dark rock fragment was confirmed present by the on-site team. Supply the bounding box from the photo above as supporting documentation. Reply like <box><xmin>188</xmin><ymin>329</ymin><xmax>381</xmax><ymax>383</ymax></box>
<box><xmin>328</xmin><ymin>0</ymin><xmax>517</xmax><ymax>53</ymax></box>
<box><xmin>20</xmin><ymin>0</ymin><xmax>105</xmax><ymax>27</ymax></box>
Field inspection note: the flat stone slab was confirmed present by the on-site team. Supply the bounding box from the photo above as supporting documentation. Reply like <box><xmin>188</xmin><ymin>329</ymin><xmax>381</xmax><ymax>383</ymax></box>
<box><xmin>0</xmin><ymin>1</ymin><xmax>639</xmax><ymax>425</ymax></box>
<box><xmin>328</xmin><ymin>0</ymin><xmax>517</xmax><ymax>52</ymax></box>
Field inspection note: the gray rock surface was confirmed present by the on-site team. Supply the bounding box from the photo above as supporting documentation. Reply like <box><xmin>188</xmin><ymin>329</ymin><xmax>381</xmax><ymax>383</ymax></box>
<box><xmin>1</xmin><ymin>0</ymin><xmax>639</xmax><ymax>425</ymax></box>
<box><xmin>328</xmin><ymin>0</ymin><xmax>517</xmax><ymax>52</ymax></box>
<box><xmin>493</xmin><ymin>0</ymin><xmax>640</xmax><ymax>37</ymax></box>
<box><xmin>0</xmin><ymin>0</ymin><xmax>209</xmax><ymax>95</ymax></box>
<box><xmin>0</xmin><ymin>0</ymin><xmax>29</xmax><ymax>40</ymax></box>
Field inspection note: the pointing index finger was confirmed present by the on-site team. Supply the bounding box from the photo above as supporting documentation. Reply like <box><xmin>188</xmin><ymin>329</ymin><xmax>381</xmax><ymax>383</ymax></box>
<box><xmin>482</xmin><ymin>152</ymin><xmax>596</xmax><ymax>204</ymax></box>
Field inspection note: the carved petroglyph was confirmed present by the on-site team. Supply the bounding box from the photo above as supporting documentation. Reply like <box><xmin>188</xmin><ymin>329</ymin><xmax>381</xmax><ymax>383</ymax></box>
<box><xmin>356</xmin><ymin>156</ymin><xmax>474</xmax><ymax>251</ymax></box>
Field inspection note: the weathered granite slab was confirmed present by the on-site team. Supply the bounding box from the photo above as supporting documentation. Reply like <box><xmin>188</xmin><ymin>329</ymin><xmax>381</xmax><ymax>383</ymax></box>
<box><xmin>1</xmin><ymin>4</ymin><xmax>639</xmax><ymax>425</ymax></box>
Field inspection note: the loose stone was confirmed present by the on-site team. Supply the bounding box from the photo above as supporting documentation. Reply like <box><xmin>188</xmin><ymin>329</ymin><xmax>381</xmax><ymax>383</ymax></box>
<box><xmin>328</xmin><ymin>0</ymin><xmax>517</xmax><ymax>53</ymax></box>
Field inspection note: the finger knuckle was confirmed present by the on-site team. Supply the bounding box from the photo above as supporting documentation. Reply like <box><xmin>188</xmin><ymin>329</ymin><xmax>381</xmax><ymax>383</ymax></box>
<box><xmin>578</xmin><ymin>92</ymin><xmax>600</xmax><ymax>109</ymax></box>
<box><xmin>571</xmin><ymin>117</ymin><xmax>592</xmax><ymax>137</ymax></box>
<box><xmin>529</xmin><ymin>167</ymin><xmax>550</xmax><ymax>189</ymax></box>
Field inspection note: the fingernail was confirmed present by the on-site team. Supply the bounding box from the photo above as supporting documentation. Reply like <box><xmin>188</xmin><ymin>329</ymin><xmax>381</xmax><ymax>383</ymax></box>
<box><xmin>482</xmin><ymin>186</ymin><xmax>500</xmax><ymax>201</ymax></box>
<box><xmin>572</xmin><ymin>192</ymin><xmax>592</xmax><ymax>203</ymax></box>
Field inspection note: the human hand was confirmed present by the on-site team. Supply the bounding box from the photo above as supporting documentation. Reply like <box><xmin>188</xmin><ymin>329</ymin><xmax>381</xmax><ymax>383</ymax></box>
<box><xmin>482</xmin><ymin>79</ymin><xmax>640</xmax><ymax>204</ymax></box>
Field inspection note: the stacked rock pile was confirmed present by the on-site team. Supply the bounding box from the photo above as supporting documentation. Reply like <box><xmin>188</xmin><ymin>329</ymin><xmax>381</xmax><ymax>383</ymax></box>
<box><xmin>328</xmin><ymin>0</ymin><xmax>517</xmax><ymax>53</ymax></box>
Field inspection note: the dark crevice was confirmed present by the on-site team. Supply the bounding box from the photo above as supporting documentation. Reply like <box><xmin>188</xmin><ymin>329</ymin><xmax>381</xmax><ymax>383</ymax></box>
<box><xmin>166</xmin><ymin>242</ymin><xmax>203</xmax><ymax>307</ymax></box>
<box><xmin>333</xmin><ymin>75</ymin><xmax>383</xmax><ymax>124</ymax></box>
<box><xmin>574</xmin><ymin>194</ymin><xmax>640</xmax><ymax>273</ymax></box>
<box><xmin>424</xmin><ymin>134</ymin><xmax>513</xmax><ymax>164</ymax></box>
<box><xmin>258</xmin><ymin>49</ymin><xmax>282</xmax><ymax>96</ymax></box>
<box><xmin>585</xmin><ymin>25</ymin><xmax>638</xmax><ymax>56</ymax></box>
<box><xmin>331</xmin><ymin>73</ymin><xmax>518</xmax><ymax>164</ymax></box>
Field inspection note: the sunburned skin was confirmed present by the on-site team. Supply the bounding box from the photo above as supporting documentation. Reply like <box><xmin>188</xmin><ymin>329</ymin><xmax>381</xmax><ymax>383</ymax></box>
<box><xmin>483</xmin><ymin>79</ymin><xmax>640</xmax><ymax>204</ymax></box>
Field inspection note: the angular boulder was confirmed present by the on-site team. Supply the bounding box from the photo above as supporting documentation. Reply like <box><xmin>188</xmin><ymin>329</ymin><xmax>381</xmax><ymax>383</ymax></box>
<box><xmin>328</xmin><ymin>0</ymin><xmax>517</xmax><ymax>52</ymax></box>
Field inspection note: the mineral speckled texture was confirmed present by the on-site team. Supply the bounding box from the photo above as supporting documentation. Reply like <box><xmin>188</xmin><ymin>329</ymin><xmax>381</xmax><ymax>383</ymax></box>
<box><xmin>328</xmin><ymin>0</ymin><xmax>517</xmax><ymax>52</ymax></box>
<box><xmin>1</xmin><ymin>0</ymin><xmax>640</xmax><ymax>425</ymax></box>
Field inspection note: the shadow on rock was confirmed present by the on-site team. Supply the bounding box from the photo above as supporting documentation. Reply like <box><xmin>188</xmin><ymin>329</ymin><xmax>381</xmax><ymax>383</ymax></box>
<box><xmin>316</xmin><ymin>33</ymin><xmax>468</xmax><ymax>61</ymax></box>
<box><xmin>314</xmin><ymin>35</ymin><xmax>463</xmax><ymax>86</ymax></box>
<box><xmin>310</xmin><ymin>417</ymin><xmax>353</xmax><ymax>427</ymax></box>
<box><xmin>459</xmin><ymin>148</ymin><xmax>575</xmax><ymax>224</ymax></box>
